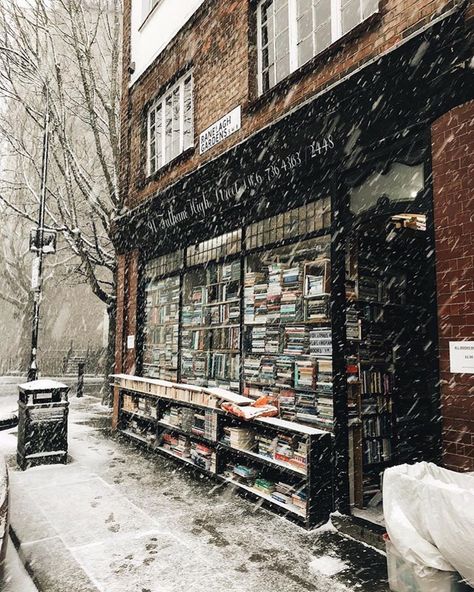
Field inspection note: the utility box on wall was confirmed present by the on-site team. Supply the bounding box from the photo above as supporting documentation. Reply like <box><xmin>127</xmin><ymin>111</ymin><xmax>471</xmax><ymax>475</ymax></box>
<box><xmin>17</xmin><ymin>380</ymin><xmax>69</xmax><ymax>470</ymax></box>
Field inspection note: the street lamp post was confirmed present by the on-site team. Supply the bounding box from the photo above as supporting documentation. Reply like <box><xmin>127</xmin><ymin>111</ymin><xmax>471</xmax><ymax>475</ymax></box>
<box><xmin>0</xmin><ymin>47</ymin><xmax>52</xmax><ymax>381</ymax></box>
<box><xmin>27</xmin><ymin>89</ymin><xmax>50</xmax><ymax>382</ymax></box>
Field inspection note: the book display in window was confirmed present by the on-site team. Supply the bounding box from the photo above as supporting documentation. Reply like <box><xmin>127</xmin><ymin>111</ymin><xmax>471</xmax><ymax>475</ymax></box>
<box><xmin>114</xmin><ymin>374</ymin><xmax>332</xmax><ymax>528</ymax></box>
<box><xmin>143</xmin><ymin>275</ymin><xmax>180</xmax><ymax>380</ymax></box>
<box><xmin>181</xmin><ymin>260</ymin><xmax>241</xmax><ymax>390</ymax></box>
<box><xmin>243</xmin><ymin>237</ymin><xmax>334</xmax><ymax>429</ymax></box>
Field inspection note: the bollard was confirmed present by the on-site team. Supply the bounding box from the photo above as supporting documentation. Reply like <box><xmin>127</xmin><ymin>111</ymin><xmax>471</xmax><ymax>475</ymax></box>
<box><xmin>77</xmin><ymin>361</ymin><xmax>85</xmax><ymax>398</ymax></box>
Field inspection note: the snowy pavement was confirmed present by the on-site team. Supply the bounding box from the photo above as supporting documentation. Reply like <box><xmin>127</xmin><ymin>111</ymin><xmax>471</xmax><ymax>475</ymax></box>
<box><xmin>0</xmin><ymin>395</ymin><xmax>389</xmax><ymax>592</ymax></box>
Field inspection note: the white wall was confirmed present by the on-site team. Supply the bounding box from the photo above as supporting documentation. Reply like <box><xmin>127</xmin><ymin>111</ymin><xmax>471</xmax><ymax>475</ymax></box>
<box><xmin>130</xmin><ymin>0</ymin><xmax>205</xmax><ymax>86</ymax></box>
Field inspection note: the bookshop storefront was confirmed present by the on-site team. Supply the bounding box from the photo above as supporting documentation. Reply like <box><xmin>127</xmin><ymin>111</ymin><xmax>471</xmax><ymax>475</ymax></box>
<box><xmin>114</xmin><ymin>11</ymin><xmax>471</xmax><ymax>520</ymax></box>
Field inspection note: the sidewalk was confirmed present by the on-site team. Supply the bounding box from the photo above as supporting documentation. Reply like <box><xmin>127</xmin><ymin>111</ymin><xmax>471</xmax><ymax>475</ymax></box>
<box><xmin>0</xmin><ymin>397</ymin><xmax>389</xmax><ymax>592</ymax></box>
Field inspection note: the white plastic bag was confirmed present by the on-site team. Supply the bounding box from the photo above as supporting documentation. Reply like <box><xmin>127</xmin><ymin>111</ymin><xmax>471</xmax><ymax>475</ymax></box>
<box><xmin>383</xmin><ymin>462</ymin><xmax>474</xmax><ymax>586</ymax></box>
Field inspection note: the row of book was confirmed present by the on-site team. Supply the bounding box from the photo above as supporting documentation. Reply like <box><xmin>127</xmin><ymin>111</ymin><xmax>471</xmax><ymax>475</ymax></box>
<box><xmin>221</xmin><ymin>426</ymin><xmax>308</xmax><ymax>472</ymax></box>
<box><xmin>120</xmin><ymin>417</ymin><xmax>156</xmax><ymax>445</ymax></box>
<box><xmin>243</xmin><ymin>356</ymin><xmax>332</xmax><ymax>389</ymax></box>
<box><xmin>363</xmin><ymin>437</ymin><xmax>392</xmax><ymax>465</ymax></box>
<box><xmin>181</xmin><ymin>352</ymin><xmax>240</xmax><ymax>387</ymax></box>
<box><xmin>160</xmin><ymin>433</ymin><xmax>217</xmax><ymax>472</ymax></box>
<box><xmin>182</xmin><ymin>326</ymin><xmax>240</xmax><ymax>351</ymax></box>
<box><xmin>160</xmin><ymin>406</ymin><xmax>218</xmax><ymax>441</ymax></box>
<box><xmin>244</xmin><ymin>326</ymin><xmax>333</xmax><ymax>357</ymax></box>
<box><xmin>122</xmin><ymin>394</ymin><xmax>158</xmax><ymax>419</ymax></box>
<box><xmin>224</xmin><ymin>463</ymin><xmax>307</xmax><ymax>513</ymax></box>
<box><xmin>114</xmin><ymin>375</ymin><xmax>222</xmax><ymax>408</ymax></box>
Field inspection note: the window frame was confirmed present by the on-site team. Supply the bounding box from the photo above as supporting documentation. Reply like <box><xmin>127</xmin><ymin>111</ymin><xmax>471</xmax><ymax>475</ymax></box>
<box><xmin>256</xmin><ymin>0</ymin><xmax>378</xmax><ymax>95</ymax></box>
<box><xmin>146</xmin><ymin>71</ymin><xmax>194</xmax><ymax>176</ymax></box>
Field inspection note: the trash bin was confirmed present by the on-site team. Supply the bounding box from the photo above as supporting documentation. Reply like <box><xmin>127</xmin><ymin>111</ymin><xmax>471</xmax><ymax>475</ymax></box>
<box><xmin>17</xmin><ymin>380</ymin><xmax>69</xmax><ymax>470</ymax></box>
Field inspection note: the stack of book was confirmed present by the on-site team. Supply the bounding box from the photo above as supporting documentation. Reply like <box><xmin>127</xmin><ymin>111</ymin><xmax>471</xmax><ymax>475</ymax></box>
<box><xmin>294</xmin><ymin>360</ymin><xmax>316</xmax><ymax>390</ymax></box>
<box><xmin>260</xmin><ymin>357</ymin><xmax>275</xmax><ymax>383</ymax></box>
<box><xmin>279</xmin><ymin>389</ymin><xmax>296</xmax><ymax>420</ymax></box>
<box><xmin>274</xmin><ymin>434</ymin><xmax>294</xmax><ymax>463</ymax></box>
<box><xmin>161</xmin><ymin>433</ymin><xmax>191</xmax><ymax>458</ymax></box>
<box><xmin>267</xmin><ymin>264</ymin><xmax>282</xmax><ymax>321</ymax></box>
<box><xmin>243</xmin><ymin>357</ymin><xmax>260</xmax><ymax>383</ymax></box>
<box><xmin>291</xmin><ymin>488</ymin><xmax>307</xmax><ymax>512</ymax></box>
<box><xmin>295</xmin><ymin>392</ymin><xmax>318</xmax><ymax>424</ymax></box>
<box><xmin>275</xmin><ymin>356</ymin><xmax>293</xmax><ymax>388</ymax></box>
<box><xmin>254</xmin><ymin>478</ymin><xmax>275</xmax><ymax>495</ymax></box>
<box><xmin>345</xmin><ymin>307</ymin><xmax>361</xmax><ymax>340</ymax></box>
<box><xmin>306</xmin><ymin>297</ymin><xmax>329</xmax><ymax>320</ymax></box>
<box><xmin>250</xmin><ymin>326</ymin><xmax>266</xmax><ymax>353</ymax></box>
<box><xmin>190</xmin><ymin>442</ymin><xmax>216</xmax><ymax>472</ymax></box>
<box><xmin>255</xmin><ymin>433</ymin><xmax>277</xmax><ymax>458</ymax></box>
<box><xmin>223</xmin><ymin>427</ymin><xmax>255</xmax><ymax>451</ymax></box>
<box><xmin>265</xmin><ymin>326</ymin><xmax>280</xmax><ymax>353</ymax></box>
<box><xmin>254</xmin><ymin>282</ymin><xmax>268</xmax><ymax>323</ymax></box>
<box><xmin>271</xmin><ymin>481</ymin><xmax>296</xmax><ymax>505</ymax></box>
<box><xmin>284</xmin><ymin>326</ymin><xmax>308</xmax><ymax>355</ymax></box>
<box><xmin>231</xmin><ymin>464</ymin><xmax>257</xmax><ymax>485</ymax></box>
<box><xmin>204</xmin><ymin>409</ymin><xmax>218</xmax><ymax>440</ymax></box>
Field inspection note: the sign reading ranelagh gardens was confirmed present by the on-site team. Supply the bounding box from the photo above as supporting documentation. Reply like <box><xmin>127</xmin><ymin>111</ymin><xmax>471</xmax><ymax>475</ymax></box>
<box><xmin>199</xmin><ymin>106</ymin><xmax>241</xmax><ymax>154</ymax></box>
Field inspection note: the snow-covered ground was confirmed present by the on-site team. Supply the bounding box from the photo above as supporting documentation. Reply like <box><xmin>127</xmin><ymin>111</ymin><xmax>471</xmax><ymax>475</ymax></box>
<box><xmin>0</xmin><ymin>392</ymin><xmax>389</xmax><ymax>592</ymax></box>
<box><xmin>2</xmin><ymin>537</ymin><xmax>38</xmax><ymax>592</ymax></box>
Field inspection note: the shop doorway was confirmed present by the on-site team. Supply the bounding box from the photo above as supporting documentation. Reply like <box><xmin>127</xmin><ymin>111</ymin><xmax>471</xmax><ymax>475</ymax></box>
<box><xmin>345</xmin><ymin>211</ymin><xmax>440</xmax><ymax>524</ymax></box>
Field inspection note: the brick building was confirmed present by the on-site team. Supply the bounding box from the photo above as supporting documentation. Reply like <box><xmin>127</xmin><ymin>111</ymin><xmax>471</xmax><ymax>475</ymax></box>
<box><xmin>113</xmin><ymin>0</ymin><xmax>473</xmax><ymax>523</ymax></box>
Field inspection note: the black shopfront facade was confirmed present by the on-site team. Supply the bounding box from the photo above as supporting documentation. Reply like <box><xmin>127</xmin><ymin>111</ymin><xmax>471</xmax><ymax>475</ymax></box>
<box><xmin>114</xmin><ymin>9</ymin><xmax>472</xmax><ymax>517</ymax></box>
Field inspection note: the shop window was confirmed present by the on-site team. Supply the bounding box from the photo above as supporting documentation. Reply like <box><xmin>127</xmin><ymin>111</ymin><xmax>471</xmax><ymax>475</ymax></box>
<box><xmin>181</xmin><ymin>259</ymin><xmax>241</xmax><ymax>390</ymax></box>
<box><xmin>246</xmin><ymin>197</ymin><xmax>331</xmax><ymax>250</ymax></box>
<box><xmin>243</xmin><ymin>236</ymin><xmax>333</xmax><ymax>429</ymax></box>
<box><xmin>143</xmin><ymin>274</ymin><xmax>180</xmax><ymax>381</ymax></box>
<box><xmin>349</xmin><ymin>162</ymin><xmax>424</xmax><ymax>215</ymax></box>
<box><xmin>257</xmin><ymin>0</ymin><xmax>379</xmax><ymax>93</ymax></box>
<box><xmin>142</xmin><ymin>251</ymin><xmax>183</xmax><ymax>380</ymax></box>
<box><xmin>147</xmin><ymin>72</ymin><xmax>193</xmax><ymax>175</ymax></box>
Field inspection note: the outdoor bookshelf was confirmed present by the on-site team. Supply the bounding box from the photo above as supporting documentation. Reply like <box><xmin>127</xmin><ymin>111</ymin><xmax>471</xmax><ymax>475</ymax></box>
<box><xmin>113</xmin><ymin>374</ymin><xmax>332</xmax><ymax>529</ymax></box>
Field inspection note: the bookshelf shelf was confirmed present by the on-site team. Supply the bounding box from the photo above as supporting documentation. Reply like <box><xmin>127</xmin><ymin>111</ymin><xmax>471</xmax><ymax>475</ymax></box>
<box><xmin>155</xmin><ymin>446</ymin><xmax>216</xmax><ymax>476</ymax></box>
<box><xmin>218</xmin><ymin>442</ymin><xmax>307</xmax><ymax>476</ymax></box>
<box><xmin>121</xmin><ymin>409</ymin><xmax>156</xmax><ymax>422</ymax></box>
<box><xmin>119</xmin><ymin>429</ymin><xmax>154</xmax><ymax>446</ymax></box>
<box><xmin>219</xmin><ymin>476</ymin><xmax>307</xmax><ymax>518</ymax></box>
<box><xmin>157</xmin><ymin>421</ymin><xmax>216</xmax><ymax>445</ymax></box>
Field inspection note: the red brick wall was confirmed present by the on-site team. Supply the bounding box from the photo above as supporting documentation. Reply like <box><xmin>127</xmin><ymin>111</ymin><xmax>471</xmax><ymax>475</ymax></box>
<box><xmin>112</xmin><ymin>251</ymin><xmax>139</xmax><ymax>428</ymax></box>
<box><xmin>432</xmin><ymin>100</ymin><xmax>474</xmax><ymax>471</ymax></box>
<box><xmin>120</xmin><ymin>0</ymin><xmax>461</xmax><ymax>209</ymax></box>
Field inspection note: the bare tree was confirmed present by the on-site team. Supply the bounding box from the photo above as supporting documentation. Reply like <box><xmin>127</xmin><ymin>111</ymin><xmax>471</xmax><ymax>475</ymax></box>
<box><xmin>0</xmin><ymin>208</ymin><xmax>33</xmax><ymax>372</ymax></box>
<box><xmin>0</xmin><ymin>0</ymin><xmax>122</xmax><ymax>400</ymax></box>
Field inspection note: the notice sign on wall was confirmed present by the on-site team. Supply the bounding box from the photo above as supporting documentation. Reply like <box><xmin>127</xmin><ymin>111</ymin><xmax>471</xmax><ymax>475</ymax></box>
<box><xmin>449</xmin><ymin>341</ymin><xmax>474</xmax><ymax>373</ymax></box>
<box><xmin>199</xmin><ymin>106</ymin><xmax>241</xmax><ymax>154</ymax></box>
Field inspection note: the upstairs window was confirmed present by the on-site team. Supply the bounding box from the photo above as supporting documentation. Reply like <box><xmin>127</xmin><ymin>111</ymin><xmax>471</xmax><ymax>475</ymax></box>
<box><xmin>141</xmin><ymin>0</ymin><xmax>161</xmax><ymax>23</ymax></box>
<box><xmin>257</xmin><ymin>0</ymin><xmax>378</xmax><ymax>93</ymax></box>
<box><xmin>147</xmin><ymin>72</ymin><xmax>193</xmax><ymax>175</ymax></box>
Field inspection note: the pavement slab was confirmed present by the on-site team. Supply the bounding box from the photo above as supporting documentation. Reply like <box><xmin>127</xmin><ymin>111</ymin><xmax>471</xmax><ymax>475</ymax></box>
<box><xmin>1</xmin><ymin>395</ymin><xmax>389</xmax><ymax>592</ymax></box>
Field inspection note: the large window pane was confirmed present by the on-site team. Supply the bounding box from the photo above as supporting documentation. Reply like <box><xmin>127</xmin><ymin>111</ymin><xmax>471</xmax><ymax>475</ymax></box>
<box><xmin>146</xmin><ymin>72</ymin><xmax>193</xmax><ymax>175</ymax></box>
<box><xmin>243</xmin><ymin>236</ymin><xmax>333</xmax><ymax>429</ymax></box>
<box><xmin>143</xmin><ymin>275</ymin><xmax>180</xmax><ymax>381</ymax></box>
<box><xmin>182</xmin><ymin>261</ymin><xmax>241</xmax><ymax>390</ymax></box>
